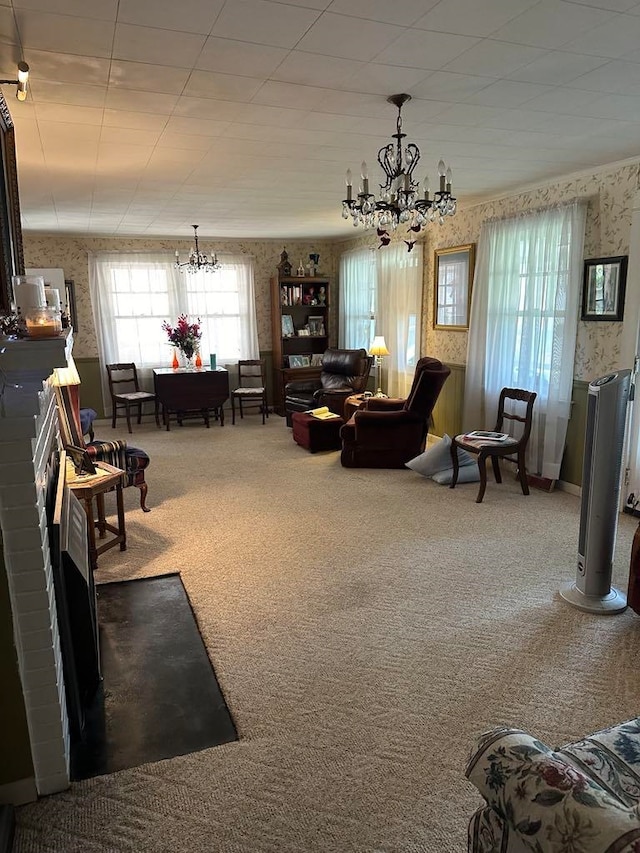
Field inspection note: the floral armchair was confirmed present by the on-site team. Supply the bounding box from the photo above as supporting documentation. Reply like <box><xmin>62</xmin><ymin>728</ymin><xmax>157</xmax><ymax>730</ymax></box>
<box><xmin>466</xmin><ymin>721</ymin><xmax>640</xmax><ymax>853</ymax></box>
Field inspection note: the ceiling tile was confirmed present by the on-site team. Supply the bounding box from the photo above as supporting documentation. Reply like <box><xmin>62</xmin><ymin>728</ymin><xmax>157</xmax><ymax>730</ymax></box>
<box><xmin>13</xmin><ymin>0</ymin><xmax>118</xmax><ymax>21</ymax></box>
<box><xmin>232</xmin><ymin>102</ymin><xmax>308</xmax><ymax>127</ymax></box>
<box><xmin>173</xmin><ymin>96</ymin><xmax>245</xmax><ymax>121</ymax></box>
<box><xmin>183</xmin><ymin>70</ymin><xmax>264</xmax><ymax>102</ymax></box>
<box><xmin>157</xmin><ymin>131</ymin><xmax>214</xmax><ymax>150</ymax></box>
<box><xmin>562</xmin><ymin>11</ymin><xmax>640</xmax><ymax>57</ymax></box>
<box><xmin>100</xmin><ymin>126</ymin><xmax>162</xmax><ymax>146</ymax></box>
<box><xmin>103</xmin><ymin>109</ymin><xmax>169</xmax><ymax>131</ymax></box>
<box><xmin>163</xmin><ymin>115</ymin><xmax>232</xmax><ymax>136</ymax></box>
<box><xmin>507</xmin><ymin>49</ymin><xmax>609</xmax><ymax>84</ymax></box>
<box><xmin>105</xmin><ymin>88</ymin><xmax>179</xmax><ymax>114</ymax></box>
<box><xmin>413</xmin><ymin>0</ymin><xmax>540</xmax><ymax>38</ymax></box>
<box><xmin>196</xmin><ymin>36</ymin><xmax>287</xmax><ymax>76</ymax></box>
<box><xmin>211</xmin><ymin>0</ymin><xmax>319</xmax><ymax>48</ymax></box>
<box><xmin>444</xmin><ymin>39</ymin><xmax>547</xmax><ymax>76</ymax></box>
<box><xmin>326</xmin><ymin>0</ymin><xmax>438</xmax><ymax>26</ymax></box>
<box><xmin>108</xmin><ymin>60</ymin><xmax>191</xmax><ymax>95</ymax></box>
<box><xmin>409</xmin><ymin>70</ymin><xmax>495</xmax><ymax>101</ymax></box>
<box><xmin>23</xmin><ymin>49</ymin><xmax>111</xmax><ymax>85</ymax></box>
<box><xmin>297</xmin><ymin>13</ymin><xmax>405</xmax><ymax>61</ymax></box>
<box><xmin>572</xmin><ymin>0</ymin><xmax>637</xmax><ymax>9</ymax></box>
<box><xmin>271</xmin><ymin>51</ymin><xmax>364</xmax><ymax>87</ymax></box>
<box><xmin>16</xmin><ymin>10</ymin><xmax>115</xmax><ymax>56</ymax></box>
<box><xmin>113</xmin><ymin>23</ymin><xmax>206</xmax><ymax>67</ymax></box>
<box><xmin>34</xmin><ymin>103</ymin><xmax>104</xmax><ymax>125</ymax></box>
<box><xmin>464</xmin><ymin>79</ymin><xmax>553</xmax><ymax>107</ymax></box>
<box><xmin>29</xmin><ymin>80</ymin><xmax>107</xmax><ymax>108</ymax></box>
<box><xmin>490</xmin><ymin>0</ymin><xmax>614</xmax><ymax>49</ymax></box>
<box><xmin>374</xmin><ymin>28</ymin><xmax>480</xmax><ymax>69</ymax></box>
<box><xmin>337</xmin><ymin>62</ymin><xmax>431</xmax><ymax>96</ymax></box>
<box><xmin>0</xmin><ymin>5</ymin><xmax>19</xmax><ymax>44</ymax></box>
<box><xmin>566</xmin><ymin>59</ymin><xmax>640</xmax><ymax>93</ymax></box>
<box><xmin>522</xmin><ymin>86</ymin><xmax>603</xmax><ymax>114</ymax></box>
<box><xmin>117</xmin><ymin>0</ymin><xmax>224</xmax><ymax>32</ymax></box>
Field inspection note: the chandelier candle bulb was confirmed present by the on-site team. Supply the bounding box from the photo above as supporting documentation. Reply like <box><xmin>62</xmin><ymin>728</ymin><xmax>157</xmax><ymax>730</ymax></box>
<box><xmin>345</xmin><ymin>169</ymin><xmax>352</xmax><ymax>202</ymax></box>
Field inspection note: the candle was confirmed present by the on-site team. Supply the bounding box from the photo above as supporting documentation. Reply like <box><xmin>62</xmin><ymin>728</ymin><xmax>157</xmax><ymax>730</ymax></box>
<box><xmin>44</xmin><ymin>286</ymin><xmax>61</xmax><ymax>312</ymax></box>
<box><xmin>12</xmin><ymin>275</ymin><xmax>45</xmax><ymax>315</ymax></box>
<box><xmin>25</xmin><ymin>307</ymin><xmax>62</xmax><ymax>338</ymax></box>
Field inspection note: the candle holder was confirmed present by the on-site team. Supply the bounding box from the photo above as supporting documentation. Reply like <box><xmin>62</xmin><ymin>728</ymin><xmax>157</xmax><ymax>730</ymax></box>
<box><xmin>25</xmin><ymin>306</ymin><xmax>62</xmax><ymax>339</ymax></box>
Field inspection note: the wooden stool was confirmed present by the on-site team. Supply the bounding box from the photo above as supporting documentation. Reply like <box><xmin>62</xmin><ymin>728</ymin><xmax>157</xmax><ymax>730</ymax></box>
<box><xmin>68</xmin><ymin>462</ymin><xmax>127</xmax><ymax>571</ymax></box>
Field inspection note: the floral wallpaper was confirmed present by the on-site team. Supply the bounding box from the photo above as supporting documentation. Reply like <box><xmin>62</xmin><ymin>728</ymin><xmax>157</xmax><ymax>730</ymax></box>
<box><xmin>23</xmin><ymin>236</ymin><xmax>339</xmax><ymax>360</ymax></box>
<box><xmin>339</xmin><ymin>161</ymin><xmax>640</xmax><ymax>382</ymax></box>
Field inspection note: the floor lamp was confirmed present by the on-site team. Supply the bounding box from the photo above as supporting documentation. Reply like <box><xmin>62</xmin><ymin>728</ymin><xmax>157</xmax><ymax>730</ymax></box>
<box><xmin>369</xmin><ymin>336</ymin><xmax>390</xmax><ymax>398</ymax></box>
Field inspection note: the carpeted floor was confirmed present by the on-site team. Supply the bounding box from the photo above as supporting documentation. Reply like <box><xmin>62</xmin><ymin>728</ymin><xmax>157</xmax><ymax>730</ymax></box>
<box><xmin>14</xmin><ymin>414</ymin><xmax>640</xmax><ymax>852</ymax></box>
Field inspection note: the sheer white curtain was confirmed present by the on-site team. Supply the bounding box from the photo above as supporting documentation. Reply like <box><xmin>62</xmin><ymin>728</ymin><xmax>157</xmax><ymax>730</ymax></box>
<box><xmin>376</xmin><ymin>242</ymin><xmax>423</xmax><ymax>398</ymax></box>
<box><xmin>339</xmin><ymin>248</ymin><xmax>375</xmax><ymax>350</ymax></box>
<box><xmin>464</xmin><ymin>202</ymin><xmax>586</xmax><ymax>479</ymax></box>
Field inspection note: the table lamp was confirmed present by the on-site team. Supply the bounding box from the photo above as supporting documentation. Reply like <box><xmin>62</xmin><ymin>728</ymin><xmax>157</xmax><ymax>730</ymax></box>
<box><xmin>369</xmin><ymin>335</ymin><xmax>390</xmax><ymax>398</ymax></box>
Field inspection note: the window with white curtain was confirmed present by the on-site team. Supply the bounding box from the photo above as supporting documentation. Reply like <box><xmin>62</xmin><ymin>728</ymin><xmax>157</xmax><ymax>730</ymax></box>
<box><xmin>89</xmin><ymin>252</ymin><xmax>259</xmax><ymax>409</ymax></box>
<box><xmin>464</xmin><ymin>202</ymin><xmax>587</xmax><ymax>480</ymax></box>
<box><xmin>339</xmin><ymin>243</ymin><xmax>422</xmax><ymax>399</ymax></box>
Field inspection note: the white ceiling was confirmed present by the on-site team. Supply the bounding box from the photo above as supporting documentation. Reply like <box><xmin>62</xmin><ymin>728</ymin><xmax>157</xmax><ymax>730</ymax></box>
<box><xmin>2</xmin><ymin>0</ymin><xmax>640</xmax><ymax>239</ymax></box>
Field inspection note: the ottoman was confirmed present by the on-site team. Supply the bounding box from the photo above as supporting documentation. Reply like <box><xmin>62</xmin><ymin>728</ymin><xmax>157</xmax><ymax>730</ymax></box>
<box><xmin>291</xmin><ymin>412</ymin><xmax>344</xmax><ymax>453</ymax></box>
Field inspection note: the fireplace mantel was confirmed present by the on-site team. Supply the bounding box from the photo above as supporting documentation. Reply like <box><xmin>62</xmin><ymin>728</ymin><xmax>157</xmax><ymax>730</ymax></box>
<box><xmin>0</xmin><ymin>327</ymin><xmax>75</xmax><ymax>801</ymax></box>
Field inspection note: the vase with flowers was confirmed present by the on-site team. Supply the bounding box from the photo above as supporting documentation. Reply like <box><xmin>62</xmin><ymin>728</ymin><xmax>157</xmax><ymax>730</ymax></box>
<box><xmin>162</xmin><ymin>314</ymin><xmax>202</xmax><ymax>369</ymax></box>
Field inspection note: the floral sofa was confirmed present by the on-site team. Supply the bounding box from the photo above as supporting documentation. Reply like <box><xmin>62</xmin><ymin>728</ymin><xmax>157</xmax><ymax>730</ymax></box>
<box><xmin>466</xmin><ymin>720</ymin><xmax>640</xmax><ymax>853</ymax></box>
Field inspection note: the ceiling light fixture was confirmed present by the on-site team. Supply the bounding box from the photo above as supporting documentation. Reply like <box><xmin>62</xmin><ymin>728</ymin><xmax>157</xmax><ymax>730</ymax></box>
<box><xmin>175</xmin><ymin>225</ymin><xmax>221</xmax><ymax>274</ymax></box>
<box><xmin>341</xmin><ymin>94</ymin><xmax>456</xmax><ymax>250</ymax></box>
<box><xmin>0</xmin><ymin>61</ymin><xmax>30</xmax><ymax>101</ymax></box>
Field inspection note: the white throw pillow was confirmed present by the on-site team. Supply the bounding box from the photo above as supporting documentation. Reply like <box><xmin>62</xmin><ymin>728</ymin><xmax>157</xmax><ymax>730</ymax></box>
<box><xmin>432</xmin><ymin>464</ymin><xmax>481</xmax><ymax>486</ymax></box>
<box><xmin>405</xmin><ymin>434</ymin><xmax>475</xmax><ymax>477</ymax></box>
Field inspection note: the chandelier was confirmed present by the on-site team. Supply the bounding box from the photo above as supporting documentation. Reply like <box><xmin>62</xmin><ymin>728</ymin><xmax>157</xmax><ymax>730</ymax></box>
<box><xmin>175</xmin><ymin>225</ymin><xmax>221</xmax><ymax>273</ymax></box>
<box><xmin>341</xmin><ymin>94</ymin><xmax>456</xmax><ymax>250</ymax></box>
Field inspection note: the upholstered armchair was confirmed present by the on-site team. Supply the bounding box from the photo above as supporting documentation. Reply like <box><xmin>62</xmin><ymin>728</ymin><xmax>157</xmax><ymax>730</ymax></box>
<box><xmin>55</xmin><ymin>385</ymin><xmax>151</xmax><ymax>512</ymax></box>
<box><xmin>340</xmin><ymin>356</ymin><xmax>450</xmax><ymax>468</ymax></box>
<box><xmin>467</xmin><ymin>721</ymin><xmax>640</xmax><ymax>853</ymax></box>
<box><xmin>284</xmin><ymin>348</ymin><xmax>372</xmax><ymax>426</ymax></box>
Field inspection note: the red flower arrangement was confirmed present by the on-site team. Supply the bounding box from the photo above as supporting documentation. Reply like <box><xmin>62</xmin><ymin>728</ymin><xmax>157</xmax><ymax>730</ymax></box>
<box><xmin>162</xmin><ymin>314</ymin><xmax>202</xmax><ymax>360</ymax></box>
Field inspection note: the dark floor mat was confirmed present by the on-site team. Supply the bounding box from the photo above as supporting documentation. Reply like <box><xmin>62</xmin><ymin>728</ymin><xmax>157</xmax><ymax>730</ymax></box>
<box><xmin>72</xmin><ymin>573</ymin><xmax>237</xmax><ymax>780</ymax></box>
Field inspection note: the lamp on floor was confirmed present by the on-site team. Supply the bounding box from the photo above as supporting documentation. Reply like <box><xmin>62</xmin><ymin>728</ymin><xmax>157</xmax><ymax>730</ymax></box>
<box><xmin>369</xmin><ymin>336</ymin><xmax>390</xmax><ymax>398</ymax></box>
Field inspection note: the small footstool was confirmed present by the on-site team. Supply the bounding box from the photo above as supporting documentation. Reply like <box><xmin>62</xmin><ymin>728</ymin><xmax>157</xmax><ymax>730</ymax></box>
<box><xmin>291</xmin><ymin>412</ymin><xmax>344</xmax><ymax>453</ymax></box>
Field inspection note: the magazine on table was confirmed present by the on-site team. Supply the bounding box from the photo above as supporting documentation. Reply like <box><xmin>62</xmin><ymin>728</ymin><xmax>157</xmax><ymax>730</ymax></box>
<box><xmin>464</xmin><ymin>430</ymin><xmax>510</xmax><ymax>442</ymax></box>
<box><xmin>306</xmin><ymin>406</ymin><xmax>340</xmax><ymax>420</ymax></box>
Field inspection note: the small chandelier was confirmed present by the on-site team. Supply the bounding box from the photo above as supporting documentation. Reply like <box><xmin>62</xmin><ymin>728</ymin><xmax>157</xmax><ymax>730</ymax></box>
<box><xmin>175</xmin><ymin>225</ymin><xmax>220</xmax><ymax>273</ymax></box>
<box><xmin>341</xmin><ymin>94</ymin><xmax>456</xmax><ymax>250</ymax></box>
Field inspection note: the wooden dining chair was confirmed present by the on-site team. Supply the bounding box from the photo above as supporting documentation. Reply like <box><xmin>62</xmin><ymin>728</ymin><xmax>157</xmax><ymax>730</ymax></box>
<box><xmin>231</xmin><ymin>360</ymin><xmax>268</xmax><ymax>425</ymax></box>
<box><xmin>450</xmin><ymin>388</ymin><xmax>537</xmax><ymax>503</ymax></box>
<box><xmin>106</xmin><ymin>363</ymin><xmax>159</xmax><ymax>434</ymax></box>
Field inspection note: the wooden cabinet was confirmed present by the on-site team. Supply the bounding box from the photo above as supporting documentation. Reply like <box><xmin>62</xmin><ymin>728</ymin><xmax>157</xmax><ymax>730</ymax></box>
<box><xmin>271</xmin><ymin>274</ymin><xmax>330</xmax><ymax>416</ymax></box>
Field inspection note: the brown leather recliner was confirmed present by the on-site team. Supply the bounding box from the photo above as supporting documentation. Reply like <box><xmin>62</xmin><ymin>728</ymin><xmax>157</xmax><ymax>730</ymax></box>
<box><xmin>340</xmin><ymin>356</ymin><xmax>451</xmax><ymax>468</ymax></box>
<box><xmin>284</xmin><ymin>348</ymin><xmax>372</xmax><ymax>426</ymax></box>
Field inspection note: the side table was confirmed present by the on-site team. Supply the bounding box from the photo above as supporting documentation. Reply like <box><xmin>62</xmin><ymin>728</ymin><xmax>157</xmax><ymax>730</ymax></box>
<box><xmin>68</xmin><ymin>462</ymin><xmax>127</xmax><ymax>572</ymax></box>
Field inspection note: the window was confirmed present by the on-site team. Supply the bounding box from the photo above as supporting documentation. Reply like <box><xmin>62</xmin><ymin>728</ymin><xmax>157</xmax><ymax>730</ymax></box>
<box><xmin>89</xmin><ymin>252</ymin><xmax>259</xmax><ymax>407</ymax></box>
<box><xmin>464</xmin><ymin>203</ymin><xmax>587</xmax><ymax>479</ymax></box>
<box><xmin>340</xmin><ymin>243</ymin><xmax>423</xmax><ymax>399</ymax></box>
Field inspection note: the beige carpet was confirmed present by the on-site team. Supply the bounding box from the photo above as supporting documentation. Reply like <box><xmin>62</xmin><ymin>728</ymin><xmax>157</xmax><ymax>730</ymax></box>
<box><xmin>14</xmin><ymin>414</ymin><xmax>640</xmax><ymax>853</ymax></box>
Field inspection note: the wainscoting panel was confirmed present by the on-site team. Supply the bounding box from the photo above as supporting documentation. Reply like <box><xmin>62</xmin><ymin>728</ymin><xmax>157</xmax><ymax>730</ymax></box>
<box><xmin>75</xmin><ymin>358</ymin><xmax>104</xmax><ymax>418</ymax></box>
<box><xmin>432</xmin><ymin>363</ymin><xmax>465</xmax><ymax>439</ymax></box>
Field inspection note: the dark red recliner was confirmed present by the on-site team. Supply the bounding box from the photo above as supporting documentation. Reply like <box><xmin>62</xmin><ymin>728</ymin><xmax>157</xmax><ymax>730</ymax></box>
<box><xmin>339</xmin><ymin>356</ymin><xmax>451</xmax><ymax>469</ymax></box>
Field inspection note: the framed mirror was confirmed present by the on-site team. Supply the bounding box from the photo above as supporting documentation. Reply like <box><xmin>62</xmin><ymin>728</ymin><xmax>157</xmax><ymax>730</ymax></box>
<box><xmin>0</xmin><ymin>90</ymin><xmax>24</xmax><ymax>313</ymax></box>
<box><xmin>433</xmin><ymin>244</ymin><xmax>475</xmax><ymax>331</ymax></box>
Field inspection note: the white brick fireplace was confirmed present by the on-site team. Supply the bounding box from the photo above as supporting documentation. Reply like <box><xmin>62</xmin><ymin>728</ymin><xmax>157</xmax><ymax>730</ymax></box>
<box><xmin>0</xmin><ymin>329</ymin><xmax>74</xmax><ymax>800</ymax></box>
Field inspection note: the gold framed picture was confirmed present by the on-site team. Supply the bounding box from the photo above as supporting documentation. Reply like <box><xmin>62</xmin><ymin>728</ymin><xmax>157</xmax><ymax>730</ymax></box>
<box><xmin>433</xmin><ymin>244</ymin><xmax>475</xmax><ymax>331</ymax></box>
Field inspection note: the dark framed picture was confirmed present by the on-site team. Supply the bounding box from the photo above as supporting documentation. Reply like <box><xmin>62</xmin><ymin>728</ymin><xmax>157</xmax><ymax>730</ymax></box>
<box><xmin>582</xmin><ymin>256</ymin><xmax>628</xmax><ymax>321</ymax></box>
<box><xmin>66</xmin><ymin>444</ymin><xmax>97</xmax><ymax>476</ymax></box>
<box><xmin>433</xmin><ymin>244</ymin><xmax>475</xmax><ymax>330</ymax></box>
<box><xmin>0</xmin><ymin>92</ymin><xmax>25</xmax><ymax>313</ymax></box>
<box><xmin>65</xmin><ymin>279</ymin><xmax>77</xmax><ymax>330</ymax></box>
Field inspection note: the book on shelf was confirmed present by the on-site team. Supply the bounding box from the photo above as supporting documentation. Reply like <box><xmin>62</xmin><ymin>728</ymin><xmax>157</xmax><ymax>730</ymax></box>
<box><xmin>306</xmin><ymin>406</ymin><xmax>340</xmax><ymax>420</ymax></box>
<box><xmin>464</xmin><ymin>430</ymin><xmax>510</xmax><ymax>442</ymax></box>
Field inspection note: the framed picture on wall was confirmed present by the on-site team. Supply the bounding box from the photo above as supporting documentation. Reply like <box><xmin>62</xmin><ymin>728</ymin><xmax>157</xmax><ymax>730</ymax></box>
<box><xmin>433</xmin><ymin>244</ymin><xmax>475</xmax><ymax>330</ymax></box>
<box><xmin>582</xmin><ymin>256</ymin><xmax>628</xmax><ymax>321</ymax></box>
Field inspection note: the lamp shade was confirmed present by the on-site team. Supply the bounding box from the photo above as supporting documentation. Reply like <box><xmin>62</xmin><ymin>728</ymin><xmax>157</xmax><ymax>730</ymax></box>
<box><xmin>52</xmin><ymin>354</ymin><xmax>81</xmax><ymax>387</ymax></box>
<box><xmin>369</xmin><ymin>336</ymin><xmax>390</xmax><ymax>357</ymax></box>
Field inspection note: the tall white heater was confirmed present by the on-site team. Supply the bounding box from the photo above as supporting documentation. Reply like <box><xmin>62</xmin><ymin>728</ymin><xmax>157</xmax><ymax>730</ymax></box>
<box><xmin>560</xmin><ymin>369</ymin><xmax>631</xmax><ymax>614</ymax></box>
